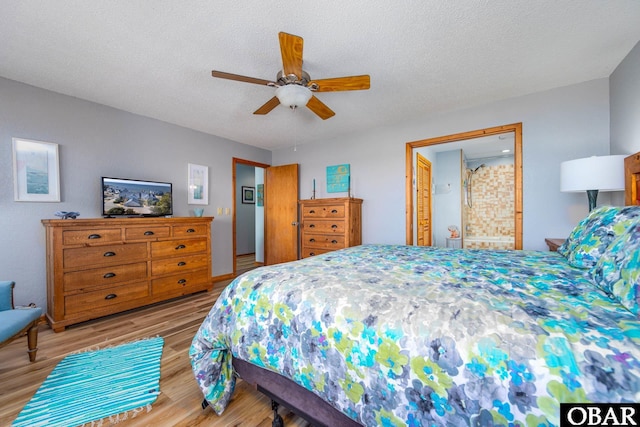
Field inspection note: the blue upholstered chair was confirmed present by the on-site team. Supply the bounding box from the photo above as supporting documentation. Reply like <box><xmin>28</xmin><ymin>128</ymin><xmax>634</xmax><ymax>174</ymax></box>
<box><xmin>0</xmin><ymin>281</ymin><xmax>43</xmax><ymax>362</ymax></box>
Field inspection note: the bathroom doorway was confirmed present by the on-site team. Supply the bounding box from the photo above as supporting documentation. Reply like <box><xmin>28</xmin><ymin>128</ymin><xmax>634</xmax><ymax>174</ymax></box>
<box><xmin>405</xmin><ymin>123</ymin><xmax>523</xmax><ymax>249</ymax></box>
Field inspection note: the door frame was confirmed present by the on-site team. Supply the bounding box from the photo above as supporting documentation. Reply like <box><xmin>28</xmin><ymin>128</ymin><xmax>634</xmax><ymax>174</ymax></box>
<box><xmin>232</xmin><ymin>157</ymin><xmax>270</xmax><ymax>277</ymax></box>
<box><xmin>405</xmin><ymin>123</ymin><xmax>523</xmax><ymax>248</ymax></box>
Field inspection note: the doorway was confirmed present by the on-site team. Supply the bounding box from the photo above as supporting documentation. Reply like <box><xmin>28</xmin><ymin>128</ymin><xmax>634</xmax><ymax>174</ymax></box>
<box><xmin>416</xmin><ymin>153</ymin><xmax>432</xmax><ymax>246</ymax></box>
<box><xmin>405</xmin><ymin>123</ymin><xmax>523</xmax><ymax>249</ymax></box>
<box><xmin>233</xmin><ymin>158</ymin><xmax>269</xmax><ymax>277</ymax></box>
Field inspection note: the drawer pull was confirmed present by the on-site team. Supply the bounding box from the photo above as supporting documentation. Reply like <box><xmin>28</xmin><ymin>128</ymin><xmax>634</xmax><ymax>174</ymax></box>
<box><xmin>331</xmin><ymin>225</ymin><xmax>338</xmax><ymax>229</ymax></box>
<box><xmin>309</xmin><ymin>238</ymin><xmax>316</xmax><ymax>242</ymax></box>
<box><xmin>104</xmin><ymin>293</ymin><xmax>117</xmax><ymax>300</ymax></box>
<box><xmin>144</xmin><ymin>230</ymin><xmax>155</xmax><ymax>236</ymax></box>
<box><xmin>309</xmin><ymin>224</ymin><xmax>315</xmax><ymax>228</ymax></box>
<box><xmin>177</xmin><ymin>261</ymin><xmax>186</xmax><ymax>266</ymax></box>
<box><xmin>103</xmin><ymin>272</ymin><xmax>116</xmax><ymax>279</ymax></box>
<box><xmin>88</xmin><ymin>234</ymin><xmax>101</xmax><ymax>239</ymax></box>
<box><xmin>332</xmin><ymin>240</ymin><xmax>338</xmax><ymax>244</ymax></box>
<box><xmin>175</xmin><ymin>244</ymin><xmax>186</xmax><ymax>250</ymax></box>
<box><xmin>309</xmin><ymin>252</ymin><xmax>316</xmax><ymax>256</ymax></box>
<box><xmin>186</xmin><ymin>228</ymin><xmax>195</xmax><ymax>233</ymax></box>
<box><xmin>309</xmin><ymin>210</ymin><xmax>316</xmax><ymax>214</ymax></box>
<box><xmin>178</xmin><ymin>279</ymin><xmax>187</xmax><ymax>284</ymax></box>
<box><xmin>103</xmin><ymin>251</ymin><xmax>116</xmax><ymax>257</ymax></box>
<box><xmin>331</xmin><ymin>209</ymin><xmax>338</xmax><ymax>214</ymax></box>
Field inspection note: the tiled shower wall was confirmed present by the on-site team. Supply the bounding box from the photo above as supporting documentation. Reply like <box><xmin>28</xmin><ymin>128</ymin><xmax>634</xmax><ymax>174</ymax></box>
<box><xmin>463</xmin><ymin>164</ymin><xmax>515</xmax><ymax>249</ymax></box>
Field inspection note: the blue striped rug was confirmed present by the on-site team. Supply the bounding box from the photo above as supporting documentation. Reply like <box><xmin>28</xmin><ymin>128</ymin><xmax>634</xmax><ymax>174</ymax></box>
<box><xmin>13</xmin><ymin>337</ymin><xmax>164</xmax><ymax>427</ymax></box>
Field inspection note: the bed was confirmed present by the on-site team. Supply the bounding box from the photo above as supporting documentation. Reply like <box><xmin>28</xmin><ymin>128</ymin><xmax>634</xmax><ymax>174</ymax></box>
<box><xmin>190</xmin><ymin>154</ymin><xmax>640</xmax><ymax>426</ymax></box>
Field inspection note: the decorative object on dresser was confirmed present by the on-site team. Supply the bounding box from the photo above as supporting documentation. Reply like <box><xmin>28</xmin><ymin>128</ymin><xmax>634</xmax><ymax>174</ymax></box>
<box><xmin>42</xmin><ymin>217</ymin><xmax>212</xmax><ymax>332</ymax></box>
<box><xmin>299</xmin><ymin>197</ymin><xmax>362</xmax><ymax>258</ymax></box>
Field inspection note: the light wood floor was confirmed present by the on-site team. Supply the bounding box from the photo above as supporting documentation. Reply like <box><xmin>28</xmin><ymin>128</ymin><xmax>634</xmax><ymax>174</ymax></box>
<box><xmin>0</xmin><ymin>268</ymin><xmax>312</xmax><ymax>426</ymax></box>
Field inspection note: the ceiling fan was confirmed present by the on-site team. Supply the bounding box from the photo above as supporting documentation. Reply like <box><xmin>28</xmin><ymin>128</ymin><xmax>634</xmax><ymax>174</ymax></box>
<box><xmin>211</xmin><ymin>32</ymin><xmax>370</xmax><ymax>120</ymax></box>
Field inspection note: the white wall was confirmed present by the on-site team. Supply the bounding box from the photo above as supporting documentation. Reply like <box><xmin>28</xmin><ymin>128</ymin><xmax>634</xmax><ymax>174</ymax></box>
<box><xmin>433</xmin><ymin>150</ymin><xmax>462</xmax><ymax>247</ymax></box>
<box><xmin>610</xmin><ymin>40</ymin><xmax>640</xmax><ymax>157</ymax></box>
<box><xmin>0</xmin><ymin>77</ymin><xmax>271</xmax><ymax>308</ymax></box>
<box><xmin>273</xmin><ymin>78</ymin><xmax>611</xmax><ymax>249</ymax></box>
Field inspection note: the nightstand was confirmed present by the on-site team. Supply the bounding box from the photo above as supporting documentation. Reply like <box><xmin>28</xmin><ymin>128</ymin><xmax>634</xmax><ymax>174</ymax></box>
<box><xmin>545</xmin><ymin>238</ymin><xmax>565</xmax><ymax>252</ymax></box>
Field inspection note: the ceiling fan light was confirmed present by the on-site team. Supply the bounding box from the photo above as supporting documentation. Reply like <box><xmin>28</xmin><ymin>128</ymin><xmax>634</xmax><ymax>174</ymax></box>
<box><xmin>275</xmin><ymin>84</ymin><xmax>312</xmax><ymax>109</ymax></box>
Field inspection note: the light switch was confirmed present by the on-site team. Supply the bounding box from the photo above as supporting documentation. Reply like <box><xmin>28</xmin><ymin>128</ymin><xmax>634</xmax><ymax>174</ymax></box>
<box><xmin>225</xmin><ymin>208</ymin><xmax>231</xmax><ymax>215</ymax></box>
<box><xmin>217</xmin><ymin>207</ymin><xmax>223</xmax><ymax>215</ymax></box>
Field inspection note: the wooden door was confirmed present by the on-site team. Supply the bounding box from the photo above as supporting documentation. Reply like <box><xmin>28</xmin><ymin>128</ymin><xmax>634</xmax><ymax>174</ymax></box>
<box><xmin>416</xmin><ymin>153</ymin><xmax>432</xmax><ymax>246</ymax></box>
<box><xmin>265</xmin><ymin>164</ymin><xmax>299</xmax><ymax>265</ymax></box>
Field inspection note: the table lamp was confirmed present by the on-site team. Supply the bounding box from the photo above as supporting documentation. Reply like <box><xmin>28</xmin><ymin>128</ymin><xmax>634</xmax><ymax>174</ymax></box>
<box><xmin>560</xmin><ymin>155</ymin><xmax>626</xmax><ymax>211</ymax></box>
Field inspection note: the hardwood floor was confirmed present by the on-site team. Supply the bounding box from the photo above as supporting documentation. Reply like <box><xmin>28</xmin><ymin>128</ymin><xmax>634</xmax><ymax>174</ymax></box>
<box><xmin>0</xmin><ymin>275</ymin><xmax>312</xmax><ymax>427</ymax></box>
<box><xmin>237</xmin><ymin>253</ymin><xmax>262</xmax><ymax>276</ymax></box>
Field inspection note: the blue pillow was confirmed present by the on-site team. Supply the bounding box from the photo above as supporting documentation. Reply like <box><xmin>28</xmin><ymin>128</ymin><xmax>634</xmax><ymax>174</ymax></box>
<box><xmin>557</xmin><ymin>206</ymin><xmax>617</xmax><ymax>258</ymax></box>
<box><xmin>562</xmin><ymin>206</ymin><xmax>640</xmax><ymax>269</ymax></box>
<box><xmin>590</xmin><ymin>222</ymin><xmax>640</xmax><ymax>315</ymax></box>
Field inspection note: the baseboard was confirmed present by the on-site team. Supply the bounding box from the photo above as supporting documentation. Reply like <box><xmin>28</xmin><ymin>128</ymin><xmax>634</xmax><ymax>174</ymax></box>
<box><xmin>212</xmin><ymin>273</ymin><xmax>235</xmax><ymax>283</ymax></box>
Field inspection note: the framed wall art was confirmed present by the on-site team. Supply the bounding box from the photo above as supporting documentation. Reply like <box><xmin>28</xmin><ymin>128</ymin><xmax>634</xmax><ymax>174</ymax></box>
<box><xmin>326</xmin><ymin>163</ymin><xmax>350</xmax><ymax>193</ymax></box>
<box><xmin>256</xmin><ymin>184</ymin><xmax>264</xmax><ymax>206</ymax></box>
<box><xmin>188</xmin><ymin>163</ymin><xmax>208</xmax><ymax>205</ymax></box>
<box><xmin>12</xmin><ymin>138</ymin><xmax>60</xmax><ymax>202</ymax></box>
<box><xmin>242</xmin><ymin>186</ymin><xmax>255</xmax><ymax>204</ymax></box>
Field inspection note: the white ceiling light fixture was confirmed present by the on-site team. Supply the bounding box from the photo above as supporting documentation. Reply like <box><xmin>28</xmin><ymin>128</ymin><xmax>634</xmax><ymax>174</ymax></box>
<box><xmin>275</xmin><ymin>84</ymin><xmax>312</xmax><ymax>110</ymax></box>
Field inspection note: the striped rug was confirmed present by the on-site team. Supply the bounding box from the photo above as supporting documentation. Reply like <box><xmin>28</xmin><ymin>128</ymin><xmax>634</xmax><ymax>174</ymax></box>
<box><xmin>13</xmin><ymin>337</ymin><xmax>164</xmax><ymax>427</ymax></box>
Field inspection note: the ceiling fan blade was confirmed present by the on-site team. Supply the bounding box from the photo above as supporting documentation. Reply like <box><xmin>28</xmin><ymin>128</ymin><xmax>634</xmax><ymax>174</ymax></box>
<box><xmin>212</xmin><ymin>70</ymin><xmax>274</xmax><ymax>86</ymax></box>
<box><xmin>253</xmin><ymin>96</ymin><xmax>281</xmax><ymax>115</ymax></box>
<box><xmin>279</xmin><ymin>32</ymin><xmax>303</xmax><ymax>79</ymax></box>
<box><xmin>306</xmin><ymin>96</ymin><xmax>335</xmax><ymax>120</ymax></box>
<box><xmin>310</xmin><ymin>75</ymin><xmax>370</xmax><ymax>92</ymax></box>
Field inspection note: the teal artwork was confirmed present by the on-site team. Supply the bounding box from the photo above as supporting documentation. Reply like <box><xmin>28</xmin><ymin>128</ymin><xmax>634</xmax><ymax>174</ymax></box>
<box><xmin>326</xmin><ymin>164</ymin><xmax>350</xmax><ymax>193</ymax></box>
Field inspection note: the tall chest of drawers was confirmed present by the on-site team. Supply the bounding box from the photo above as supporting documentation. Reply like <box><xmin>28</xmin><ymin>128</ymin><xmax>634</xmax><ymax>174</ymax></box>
<box><xmin>299</xmin><ymin>198</ymin><xmax>363</xmax><ymax>258</ymax></box>
<box><xmin>42</xmin><ymin>217</ymin><xmax>213</xmax><ymax>332</ymax></box>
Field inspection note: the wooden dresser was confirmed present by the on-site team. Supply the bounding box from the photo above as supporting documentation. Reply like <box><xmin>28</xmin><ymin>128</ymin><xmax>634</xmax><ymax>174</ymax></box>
<box><xmin>42</xmin><ymin>217</ymin><xmax>213</xmax><ymax>332</ymax></box>
<box><xmin>299</xmin><ymin>198</ymin><xmax>363</xmax><ymax>258</ymax></box>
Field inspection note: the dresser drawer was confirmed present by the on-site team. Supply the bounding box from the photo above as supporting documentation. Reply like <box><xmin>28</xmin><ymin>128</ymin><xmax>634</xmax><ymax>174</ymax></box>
<box><xmin>152</xmin><ymin>269</ymin><xmax>210</xmax><ymax>296</ymax></box>
<box><xmin>62</xmin><ymin>228</ymin><xmax>122</xmax><ymax>245</ymax></box>
<box><xmin>301</xmin><ymin>247</ymin><xmax>332</xmax><ymax>258</ymax></box>
<box><xmin>64</xmin><ymin>281</ymin><xmax>149</xmax><ymax>315</ymax></box>
<box><xmin>301</xmin><ymin>204</ymin><xmax>345</xmax><ymax>218</ymax></box>
<box><xmin>173</xmin><ymin>224</ymin><xmax>208</xmax><ymax>237</ymax></box>
<box><xmin>302</xmin><ymin>220</ymin><xmax>345</xmax><ymax>233</ymax></box>
<box><xmin>63</xmin><ymin>262</ymin><xmax>148</xmax><ymax>292</ymax></box>
<box><xmin>151</xmin><ymin>253</ymin><xmax>209</xmax><ymax>276</ymax></box>
<box><xmin>151</xmin><ymin>238</ymin><xmax>208</xmax><ymax>258</ymax></box>
<box><xmin>125</xmin><ymin>226</ymin><xmax>170</xmax><ymax>240</ymax></box>
<box><xmin>63</xmin><ymin>243</ymin><xmax>147</xmax><ymax>269</ymax></box>
<box><xmin>302</xmin><ymin>234</ymin><xmax>346</xmax><ymax>250</ymax></box>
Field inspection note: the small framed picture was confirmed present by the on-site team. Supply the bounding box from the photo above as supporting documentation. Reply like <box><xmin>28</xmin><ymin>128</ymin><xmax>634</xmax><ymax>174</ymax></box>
<box><xmin>242</xmin><ymin>186</ymin><xmax>255</xmax><ymax>204</ymax></box>
<box><xmin>12</xmin><ymin>138</ymin><xmax>61</xmax><ymax>202</ymax></box>
<box><xmin>188</xmin><ymin>163</ymin><xmax>208</xmax><ymax>205</ymax></box>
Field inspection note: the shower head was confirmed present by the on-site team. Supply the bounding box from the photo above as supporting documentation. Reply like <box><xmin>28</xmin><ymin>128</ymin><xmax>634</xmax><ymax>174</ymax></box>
<box><xmin>472</xmin><ymin>164</ymin><xmax>486</xmax><ymax>173</ymax></box>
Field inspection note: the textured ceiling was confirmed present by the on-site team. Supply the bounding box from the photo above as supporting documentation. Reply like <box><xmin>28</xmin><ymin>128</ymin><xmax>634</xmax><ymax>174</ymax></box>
<box><xmin>1</xmin><ymin>1</ymin><xmax>640</xmax><ymax>151</ymax></box>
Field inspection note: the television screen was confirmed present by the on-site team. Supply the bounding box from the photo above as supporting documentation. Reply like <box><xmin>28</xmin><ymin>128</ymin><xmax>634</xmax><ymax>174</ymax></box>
<box><xmin>102</xmin><ymin>177</ymin><xmax>173</xmax><ymax>217</ymax></box>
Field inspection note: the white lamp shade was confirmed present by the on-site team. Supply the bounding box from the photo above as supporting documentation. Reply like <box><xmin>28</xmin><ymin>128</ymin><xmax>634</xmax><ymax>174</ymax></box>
<box><xmin>560</xmin><ymin>155</ymin><xmax>626</xmax><ymax>192</ymax></box>
<box><xmin>275</xmin><ymin>84</ymin><xmax>312</xmax><ymax>109</ymax></box>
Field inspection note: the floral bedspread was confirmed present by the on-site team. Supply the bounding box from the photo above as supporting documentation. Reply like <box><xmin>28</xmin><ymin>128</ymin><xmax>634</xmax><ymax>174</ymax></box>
<box><xmin>189</xmin><ymin>244</ymin><xmax>640</xmax><ymax>426</ymax></box>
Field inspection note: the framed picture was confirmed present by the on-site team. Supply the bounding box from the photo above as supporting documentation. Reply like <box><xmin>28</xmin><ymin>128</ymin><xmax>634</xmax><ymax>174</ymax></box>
<box><xmin>188</xmin><ymin>163</ymin><xmax>208</xmax><ymax>205</ymax></box>
<box><xmin>242</xmin><ymin>186</ymin><xmax>255</xmax><ymax>204</ymax></box>
<box><xmin>12</xmin><ymin>138</ymin><xmax>60</xmax><ymax>202</ymax></box>
<box><xmin>256</xmin><ymin>184</ymin><xmax>264</xmax><ymax>207</ymax></box>
<box><xmin>326</xmin><ymin>163</ymin><xmax>350</xmax><ymax>193</ymax></box>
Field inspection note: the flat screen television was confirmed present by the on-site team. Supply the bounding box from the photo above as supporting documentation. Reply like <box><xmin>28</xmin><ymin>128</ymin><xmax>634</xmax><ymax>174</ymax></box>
<box><xmin>102</xmin><ymin>177</ymin><xmax>173</xmax><ymax>217</ymax></box>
